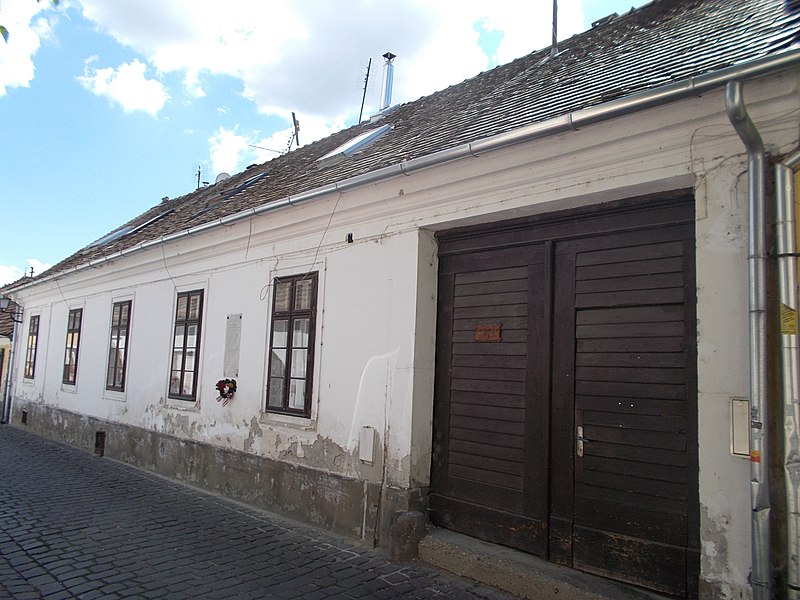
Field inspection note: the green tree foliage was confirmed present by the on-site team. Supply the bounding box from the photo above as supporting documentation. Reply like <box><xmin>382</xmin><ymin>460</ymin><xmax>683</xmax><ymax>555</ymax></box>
<box><xmin>1</xmin><ymin>0</ymin><xmax>59</xmax><ymax>43</ymax></box>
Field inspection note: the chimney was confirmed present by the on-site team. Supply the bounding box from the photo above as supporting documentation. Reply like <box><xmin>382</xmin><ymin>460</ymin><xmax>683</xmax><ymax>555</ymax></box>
<box><xmin>379</xmin><ymin>52</ymin><xmax>396</xmax><ymax>111</ymax></box>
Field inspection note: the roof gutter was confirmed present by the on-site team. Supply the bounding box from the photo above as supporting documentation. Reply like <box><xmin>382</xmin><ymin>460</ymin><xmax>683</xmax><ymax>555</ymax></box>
<box><xmin>9</xmin><ymin>48</ymin><xmax>800</xmax><ymax>294</ymax></box>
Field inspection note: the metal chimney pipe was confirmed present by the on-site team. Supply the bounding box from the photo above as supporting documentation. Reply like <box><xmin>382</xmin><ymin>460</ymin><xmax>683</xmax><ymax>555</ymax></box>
<box><xmin>380</xmin><ymin>52</ymin><xmax>396</xmax><ymax>111</ymax></box>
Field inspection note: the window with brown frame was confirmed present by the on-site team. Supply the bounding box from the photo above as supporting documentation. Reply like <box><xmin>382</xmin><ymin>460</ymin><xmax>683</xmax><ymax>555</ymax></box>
<box><xmin>106</xmin><ymin>300</ymin><xmax>132</xmax><ymax>391</ymax></box>
<box><xmin>24</xmin><ymin>315</ymin><xmax>39</xmax><ymax>379</ymax></box>
<box><xmin>62</xmin><ymin>308</ymin><xmax>82</xmax><ymax>384</ymax></box>
<box><xmin>265</xmin><ymin>272</ymin><xmax>318</xmax><ymax>417</ymax></box>
<box><xmin>169</xmin><ymin>290</ymin><xmax>203</xmax><ymax>400</ymax></box>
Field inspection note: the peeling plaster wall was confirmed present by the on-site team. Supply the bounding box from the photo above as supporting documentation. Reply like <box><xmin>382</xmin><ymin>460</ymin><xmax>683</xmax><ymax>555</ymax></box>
<box><xmin>7</xmin><ymin>70</ymin><xmax>800</xmax><ymax>590</ymax></box>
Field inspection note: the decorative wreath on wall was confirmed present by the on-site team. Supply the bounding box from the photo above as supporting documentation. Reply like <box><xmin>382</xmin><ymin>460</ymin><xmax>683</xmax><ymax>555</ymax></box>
<box><xmin>215</xmin><ymin>378</ymin><xmax>237</xmax><ymax>406</ymax></box>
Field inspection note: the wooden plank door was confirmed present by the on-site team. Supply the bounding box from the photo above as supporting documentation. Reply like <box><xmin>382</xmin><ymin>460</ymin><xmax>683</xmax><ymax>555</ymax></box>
<box><xmin>430</xmin><ymin>244</ymin><xmax>550</xmax><ymax>556</ymax></box>
<box><xmin>552</xmin><ymin>222</ymin><xmax>699</xmax><ymax>597</ymax></box>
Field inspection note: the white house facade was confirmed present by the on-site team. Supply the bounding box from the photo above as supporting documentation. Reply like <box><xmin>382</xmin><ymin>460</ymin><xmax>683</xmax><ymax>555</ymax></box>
<box><xmin>4</xmin><ymin>1</ymin><xmax>800</xmax><ymax>598</ymax></box>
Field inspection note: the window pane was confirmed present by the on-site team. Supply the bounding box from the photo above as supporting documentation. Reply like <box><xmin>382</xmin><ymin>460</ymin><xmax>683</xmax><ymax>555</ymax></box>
<box><xmin>174</xmin><ymin>324</ymin><xmax>185</xmax><ymax>347</ymax></box>
<box><xmin>274</xmin><ymin>282</ymin><xmax>291</xmax><ymax>312</ymax></box>
<box><xmin>187</xmin><ymin>324</ymin><xmax>198</xmax><ymax>348</ymax></box>
<box><xmin>293</xmin><ymin>319</ymin><xmax>310</xmax><ymax>348</ymax></box>
<box><xmin>288</xmin><ymin>379</ymin><xmax>306</xmax><ymax>410</ymax></box>
<box><xmin>188</xmin><ymin>294</ymin><xmax>201</xmax><ymax>320</ymax></box>
<box><xmin>270</xmin><ymin>349</ymin><xmax>286</xmax><ymax>377</ymax></box>
<box><xmin>182</xmin><ymin>374</ymin><xmax>194</xmax><ymax>396</ymax></box>
<box><xmin>172</xmin><ymin>349</ymin><xmax>184</xmax><ymax>371</ymax></box>
<box><xmin>106</xmin><ymin>360</ymin><xmax>115</xmax><ymax>387</ymax></box>
<box><xmin>291</xmin><ymin>349</ymin><xmax>307</xmax><ymax>378</ymax></box>
<box><xmin>176</xmin><ymin>295</ymin><xmax>188</xmax><ymax>320</ymax></box>
<box><xmin>272</xmin><ymin>320</ymin><xmax>288</xmax><ymax>347</ymax></box>
<box><xmin>294</xmin><ymin>279</ymin><xmax>313</xmax><ymax>310</ymax></box>
<box><xmin>268</xmin><ymin>378</ymin><xmax>285</xmax><ymax>407</ymax></box>
<box><xmin>170</xmin><ymin>373</ymin><xmax>181</xmax><ymax>395</ymax></box>
<box><xmin>112</xmin><ymin>304</ymin><xmax>121</xmax><ymax>322</ymax></box>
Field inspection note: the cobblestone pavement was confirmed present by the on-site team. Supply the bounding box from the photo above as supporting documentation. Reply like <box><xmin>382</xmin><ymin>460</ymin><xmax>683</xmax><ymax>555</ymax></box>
<box><xmin>0</xmin><ymin>427</ymin><xmax>515</xmax><ymax>600</ymax></box>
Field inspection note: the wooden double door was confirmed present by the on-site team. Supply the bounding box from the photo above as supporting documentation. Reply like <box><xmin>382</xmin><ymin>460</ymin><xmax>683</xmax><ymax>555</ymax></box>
<box><xmin>430</xmin><ymin>196</ymin><xmax>699</xmax><ymax>597</ymax></box>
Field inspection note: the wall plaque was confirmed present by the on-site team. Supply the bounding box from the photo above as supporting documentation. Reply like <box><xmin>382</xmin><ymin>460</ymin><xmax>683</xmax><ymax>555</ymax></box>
<box><xmin>474</xmin><ymin>323</ymin><xmax>501</xmax><ymax>342</ymax></box>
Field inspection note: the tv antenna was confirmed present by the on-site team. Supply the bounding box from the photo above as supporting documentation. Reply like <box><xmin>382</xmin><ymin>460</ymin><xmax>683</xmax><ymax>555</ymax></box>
<box><xmin>285</xmin><ymin>112</ymin><xmax>300</xmax><ymax>152</ymax></box>
<box><xmin>358</xmin><ymin>58</ymin><xmax>372</xmax><ymax>123</ymax></box>
<box><xmin>196</xmin><ymin>165</ymin><xmax>209</xmax><ymax>189</ymax></box>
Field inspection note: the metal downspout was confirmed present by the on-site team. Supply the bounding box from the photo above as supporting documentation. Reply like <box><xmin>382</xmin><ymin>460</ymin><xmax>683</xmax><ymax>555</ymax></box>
<box><xmin>777</xmin><ymin>150</ymin><xmax>800</xmax><ymax>599</ymax></box>
<box><xmin>726</xmin><ymin>80</ymin><xmax>771</xmax><ymax>599</ymax></box>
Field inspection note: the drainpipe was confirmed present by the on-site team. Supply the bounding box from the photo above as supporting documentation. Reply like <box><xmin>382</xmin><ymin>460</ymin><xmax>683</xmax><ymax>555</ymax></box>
<box><xmin>776</xmin><ymin>150</ymin><xmax>800</xmax><ymax>599</ymax></box>
<box><xmin>726</xmin><ymin>80</ymin><xmax>771</xmax><ymax>599</ymax></box>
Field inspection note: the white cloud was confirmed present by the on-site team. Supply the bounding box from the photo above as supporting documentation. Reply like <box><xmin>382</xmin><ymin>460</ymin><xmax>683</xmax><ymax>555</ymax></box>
<box><xmin>73</xmin><ymin>0</ymin><xmax>591</xmax><ymax>124</ymax></box>
<box><xmin>208</xmin><ymin>126</ymin><xmax>252</xmax><ymax>176</ymax></box>
<box><xmin>0</xmin><ymin>258</ymin><xmax>53</xmax><ymax>286</ymax></box>
<box><xmin>77</xmin><ymin>57</ymin><xmax>168</xmax><ymax>115</ymax></box>
<box><xmin>207</xmin><ymin>115</ymin><xmax>344</xmax><ymax>177</ymax></box>
<box><xmin>0</xmin><ymin>0</ymin><xmax>59</xmax><ymax>96</ymax></box>
<box><xmin>0</xmin><ymin>265</ymin><xmax>23</xmax><ymax>286</ymax></box>
<box><xmin>27</xmin><ymin>258</ymin><xmax>51</xmax><ymax>277</ymax></box>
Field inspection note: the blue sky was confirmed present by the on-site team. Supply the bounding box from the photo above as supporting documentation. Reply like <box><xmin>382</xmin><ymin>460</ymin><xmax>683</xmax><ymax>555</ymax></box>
<box><xmin>0</xmin><ymin>0</ymin><xmax>649</xmax><ymax>285</ymax></box>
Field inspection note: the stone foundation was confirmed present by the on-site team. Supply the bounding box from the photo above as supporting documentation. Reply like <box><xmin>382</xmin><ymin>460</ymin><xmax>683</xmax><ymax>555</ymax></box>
<box><xmin>10</xmin><ymin>401</ymin><xmax>427</xmax><ymax>550</ymax></box>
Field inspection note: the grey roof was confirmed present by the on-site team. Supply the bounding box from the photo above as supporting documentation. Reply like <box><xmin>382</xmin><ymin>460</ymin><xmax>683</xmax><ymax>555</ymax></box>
<box><xmin>18</xmin><ymin>0</ymin><xmax>800</xmax><ymax>285</ymax></box>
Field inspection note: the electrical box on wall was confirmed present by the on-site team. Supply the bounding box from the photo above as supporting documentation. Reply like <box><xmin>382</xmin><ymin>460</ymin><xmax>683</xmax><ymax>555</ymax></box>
<box><xmin>359</xmin><ymin>426</ymin><xmax>376</xmax><ymax>464</ymax></box>
<box><xmin>731</xmin><ymin>397</ymin><xmax>750</xmax><ymax>457</ymax></box>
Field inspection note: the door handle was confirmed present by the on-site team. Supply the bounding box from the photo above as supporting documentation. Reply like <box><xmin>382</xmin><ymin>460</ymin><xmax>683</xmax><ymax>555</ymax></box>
<box><xmin>577</xmin><ymin>425</ymin><xmax>584</xmax><ymax>458</ymax></box>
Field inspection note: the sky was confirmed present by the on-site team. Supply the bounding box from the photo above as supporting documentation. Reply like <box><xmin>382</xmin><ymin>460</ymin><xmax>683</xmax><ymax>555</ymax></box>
<box><xmin>0</xmin><ymin>0</ymin><xmax>650</xmax><ymax>286</ymax></box>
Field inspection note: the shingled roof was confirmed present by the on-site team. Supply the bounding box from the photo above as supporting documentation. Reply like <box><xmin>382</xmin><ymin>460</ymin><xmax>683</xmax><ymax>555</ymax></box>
<box><xmin>14</xmin><ymin>0</ymin><xmax>800</xmax><ymax>286</ymax></box>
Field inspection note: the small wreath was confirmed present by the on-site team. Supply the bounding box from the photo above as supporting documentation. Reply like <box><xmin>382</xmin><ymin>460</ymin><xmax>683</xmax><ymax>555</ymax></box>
<box><xmin>215</xmin><ymin>378</ymin><xmax>237</xmax><ymax>406</ymax></box>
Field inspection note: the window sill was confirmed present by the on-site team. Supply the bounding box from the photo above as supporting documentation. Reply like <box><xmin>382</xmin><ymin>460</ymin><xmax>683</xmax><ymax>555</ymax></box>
<box><xmin>60</xmin><ymin>383</ymin><xmax>77</xmax><ymax>394</ymax></box>
<box><xmin>103</xmin><ymin>389</ymin><xmax>126</xmax><ymax>403</ymax></box>
<box><xmin>165</xmin><ymin>397</ymin><xmax>199</xmax><ymax>411</ymax></box>
<box><xmin>260</xmin><ymin>410</ymin><xmax>316</xmax><ymax>431</ymax></box>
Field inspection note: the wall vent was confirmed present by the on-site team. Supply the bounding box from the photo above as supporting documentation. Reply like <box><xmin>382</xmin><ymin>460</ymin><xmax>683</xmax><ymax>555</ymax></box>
<box><xmin>95</xmin><ymin>431</ymin><xmax>106</xmax><ymax>457</ymax></box>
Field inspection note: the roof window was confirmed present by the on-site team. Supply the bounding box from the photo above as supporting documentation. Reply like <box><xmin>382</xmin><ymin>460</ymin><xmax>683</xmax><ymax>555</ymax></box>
<box><xmin>316</xmin><ymin>125</ymin><xmax>392</xmax><ymax>167</ymax></box>
<box><xmin>87</xmin><ymin>209</ymin><xmax>174</xmax><ymax>249</ymax></box>
<box><xmin>88</xmin><ymin>226</ymin><xmax>133</xmax><ymax>248</ymax></box>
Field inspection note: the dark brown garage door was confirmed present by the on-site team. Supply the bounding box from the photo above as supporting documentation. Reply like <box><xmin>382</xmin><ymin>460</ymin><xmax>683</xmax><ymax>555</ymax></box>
<box><xmin>431</xmin><ymin>195</ymin><xmax>699</xmax><ymax>598</ymax></box>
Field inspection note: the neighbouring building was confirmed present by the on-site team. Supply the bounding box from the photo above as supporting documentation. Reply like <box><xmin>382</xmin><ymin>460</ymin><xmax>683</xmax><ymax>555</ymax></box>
<box><xmin>4</xmin><ymin>1</ymin><xmax>800</xmax><ymax>597</ymax></box>
<box><xmin>0</xmin><ymin>302</ymin><xmax>17</xmax><ymax>421</ymax></box>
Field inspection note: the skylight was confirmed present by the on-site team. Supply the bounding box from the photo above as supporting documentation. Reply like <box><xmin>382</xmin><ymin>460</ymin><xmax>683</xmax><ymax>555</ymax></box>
<box><xmin>128</xmin><ymin>209</ymin><xmax>173</xmax><ymax>236</ymax></box>
<box><xmin>317</xmin><ymin>125</ymin><xmax>392</xmax><ymax>166</ymax></box>
<box><xmin>88</xmin><ymin>226</ymin><xmax>133</xmax><ymax>248</ymax></box>
<box><xmin>87</xmin><ymin>209</ymin><xmax>174</xmax><ymax>249</ymax></box>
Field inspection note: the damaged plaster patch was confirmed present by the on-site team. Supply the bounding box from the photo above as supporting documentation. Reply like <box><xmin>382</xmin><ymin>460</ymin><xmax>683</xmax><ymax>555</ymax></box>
<box><xmin>244</xmin><ymin>416</ymin><xmax>263</xmax><ymax>453</ymax></box>
<box><xmin>700</xmin><ymin>503</ymin><xmax>748</xmax><ymax>599</ymax></box>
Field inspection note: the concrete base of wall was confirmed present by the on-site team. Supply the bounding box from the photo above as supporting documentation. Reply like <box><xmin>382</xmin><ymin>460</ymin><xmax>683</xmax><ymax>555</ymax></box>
<box><xmin>11</xmin><ymin>402</ymin><xmax>426</xmax><ymax>550</ymax></box>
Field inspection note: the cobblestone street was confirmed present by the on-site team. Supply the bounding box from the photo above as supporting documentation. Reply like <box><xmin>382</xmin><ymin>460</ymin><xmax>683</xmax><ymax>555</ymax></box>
<box><xmin>0</xmin><ymin>426</ymin><xmax>514</xmax><ymax>600</ymax></box>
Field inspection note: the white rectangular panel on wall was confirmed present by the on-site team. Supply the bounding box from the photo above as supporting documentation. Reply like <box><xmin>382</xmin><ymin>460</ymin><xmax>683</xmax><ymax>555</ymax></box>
<box><xmin>224</xmin><ymin>314</ymin><xmax>242</xmax><ymax>378</ymax></box>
